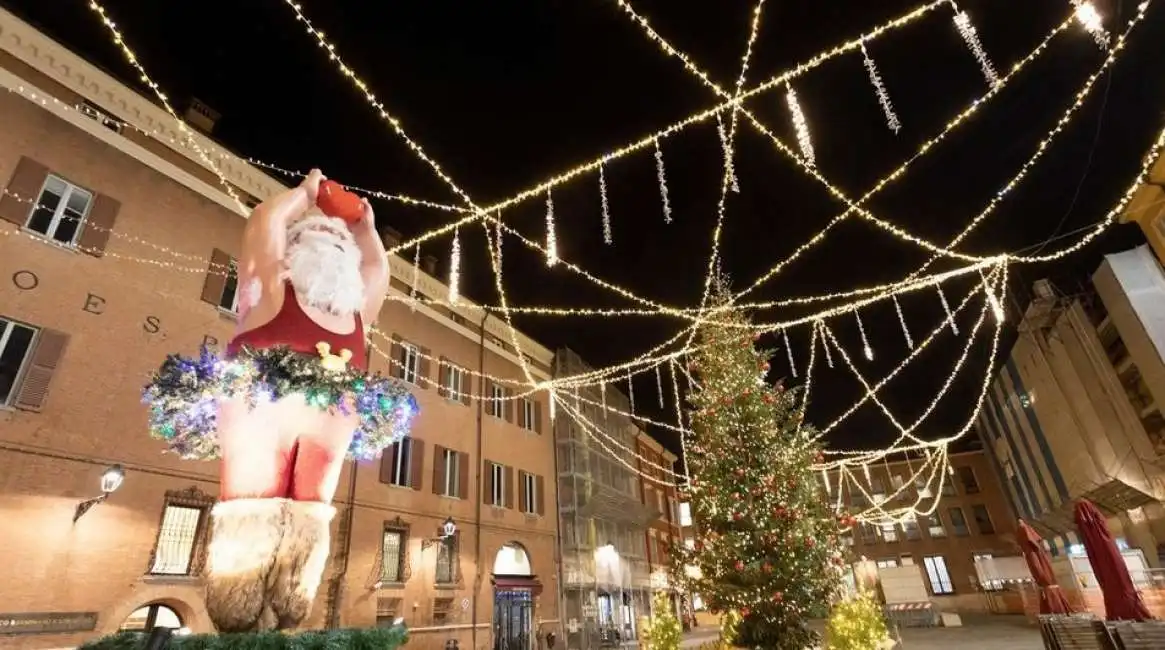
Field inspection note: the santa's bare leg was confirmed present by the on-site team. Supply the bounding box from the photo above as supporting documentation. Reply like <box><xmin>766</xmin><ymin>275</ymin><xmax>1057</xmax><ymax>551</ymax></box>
<box><xmin>267</xmin><ymin>407</ymin><xmax>357</xmax><ymax>627</ymax></box>
<box><xmin>205</xmin><ymin>398</ymin><xmax>298</xmax><ymax>632</ymax></box>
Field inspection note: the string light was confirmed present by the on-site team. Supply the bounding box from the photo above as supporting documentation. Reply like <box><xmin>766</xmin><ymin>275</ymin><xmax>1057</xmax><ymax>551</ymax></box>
<box><xmin>981</xmin><ymin>270</ymin><xmax>1005</xmax><ymax>322</ymax></box>
<box><xmin>244</xmin><ymin>158</ymin><xmax>466</xmax><ymax>212</ymax></box>
<box><xmin>655</xmin><ymin>365</ymin><xmax>666</xmax><ymax>408</ymax></box>
<box><xmin>1072</xmin><ymin>1</ymin><xmax>1109</xmax><ymax>48</ymax></box>
<box><xmin>654</xmin><ymin>139</ymin><xmax>673</xmax><ymax>224</ymax></box>
<box><xmin>785</xmin><ymin>82</ymin><xmax>817</xmax><ymax>167</ymax></box>
<box><xmin>599</xmin><ymin>162</ymin><xmax>613</xmax><ymax>244</ymax></box>
<box><xmin>854</xmin><ymin>309</ymin><xmax>875</xmax><ymax>361</ymax></box>
<box><xmin>818</xmin><ymin>322</ymin><xmax>835</xmax><ymax>368</ymax></box>
<box><xmin>628</xmin><ymin>374</ymin><xmax>637</xmax><ymax>414</ymax></box>
<box><xmin>717</xmin><ymin>114</ymin><xmax>741</xmax><ymax>193</ymax></box>
<box><xmin>893</xmin><ymin>295</ymin><xmax>914</xmax><ymax>349</ymax></box>
<box><xmin>783</xmin><ymin>329</ymin><xmax>797</xmax><ymax>378</ymax></box>
<box><xmin>549</xmin><ymin>390</ymin><xmax>558</xmax><ymax>422</ymax></box>
<box><xmin>600</xmin><ymin>380</ymin><xmax>608</xmax><ymax>412</ymax></box>
<box><xmin>544</xmin><ymin>189</ymin><xmax>559</xmax><ymax>267</ymax></box>
<box><xmin>937</xmin><ymin>285</ymin><xmax>958</xmax><ymax>335</ymax></box>
<box><xmin>860</xmin><ymin>41</ymin><xmax>901</xmax><ymax>133</ymax></box>
<box><xmin>952</xmin><ymin>6</ymin><xmax>999</xmax><ymax>86</ymax></box>
<box><xmin>410</xmin><ymin>243</ymin><xmax>421</xmax><ymax>312</ymax></box>
<box><xmin>448</xmin><ymin>228</ymin><xmax>461</xmax><ymax>305</ymax></box>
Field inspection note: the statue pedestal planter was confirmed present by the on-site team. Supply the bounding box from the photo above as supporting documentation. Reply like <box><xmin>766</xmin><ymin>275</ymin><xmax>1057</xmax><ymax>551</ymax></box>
<box><xmin>80</xmin><ymin>626</ymin><xmax>409</xmax><ymax>650</ymax></box>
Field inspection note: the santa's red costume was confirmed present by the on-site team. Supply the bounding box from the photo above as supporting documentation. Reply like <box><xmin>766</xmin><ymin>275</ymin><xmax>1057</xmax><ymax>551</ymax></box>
<box><xmin>202</xmin><ymin>170</ymin><xmax>392</xmax><ymax>632</ymax></box>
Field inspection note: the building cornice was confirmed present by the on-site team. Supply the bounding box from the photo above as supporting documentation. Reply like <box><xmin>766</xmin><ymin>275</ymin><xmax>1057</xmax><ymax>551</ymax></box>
<box><xmin>0</xmin><ymin>5</ymin><xmax>553</xmax><ymax>368</ymax></box>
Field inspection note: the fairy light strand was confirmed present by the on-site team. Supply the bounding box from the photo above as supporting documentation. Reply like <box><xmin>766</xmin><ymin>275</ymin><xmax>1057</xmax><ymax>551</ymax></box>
<box><xmin>783</xmin><ymin>328</ymin><xmax>798</xmax><ymax>378</ymax></box>
<box><xmin>785</xmin><ymin>82</ymin><xmax>817</xmax><ymax>167</ymax></box>
<box><xmin>854</xmin><ymin>308</ymin><xmax>874</xmax><ymax>361</ymax></box>
<box><xmin>599</xmin><ymin>163</ymin><xmax>613</xmax><ymax>244</ymax></box>
<box><xmin>545</xmin><ymin>189</ymin><xmax>559</xmax><ymax>267</ymax></box>
<box><xmin>1072</xmin><ymin>0</ymin><xmax>1109</xmax><ymax>48</ymax></box>
<box><xmin>448</xmin><ymin>228</ymin><xmax>461</xmax><ymax>305</ymax></box>
<box><xmin>952</xmin><ymin>6</ymin><xmax>1000</xmax><ymax>87</ymax></box>
<box><xmin>654</xmin><ymin>139</ymin><xmax>674</xmax><ymax>224</ymax></box>
<box><xmin>860</xmin><ymin>41</ymin><xmax>902</xmax><ymax>133</ymax></box>
<box><xmin>893</xmin><ymin>295</ymin><xmax>915</xmax><ymax>349</ymax></box>
<box><xmin>937</xmin><ymin>285</ymin><xmax>959</xmax><ymax>335</ymax></box>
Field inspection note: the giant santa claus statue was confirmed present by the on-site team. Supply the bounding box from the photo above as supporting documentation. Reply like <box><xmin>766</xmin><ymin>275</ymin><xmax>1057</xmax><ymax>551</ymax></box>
<box><xmin>143</xmin><ymin>169</ymin><xmax>417</xmax><ymax>632</ymax></box>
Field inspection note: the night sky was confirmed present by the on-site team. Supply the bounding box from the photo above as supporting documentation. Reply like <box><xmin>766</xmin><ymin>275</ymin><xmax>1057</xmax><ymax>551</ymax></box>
<box><xmin>5</xmin><ymin>0</ymin><xmax>1164</xmax><ymax>459</ymax></box>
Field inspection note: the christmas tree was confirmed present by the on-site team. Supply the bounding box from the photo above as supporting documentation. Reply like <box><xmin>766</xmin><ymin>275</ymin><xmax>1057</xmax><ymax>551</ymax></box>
<box><xmin>825</xmin><ymin>592</ymin><xmax>893</xmax><ymax>650</ymax></box>
<box><xmin>675</xmin><ymin>281</ymin><xmax>845</xmax><ymax>649</ymax></box>
<box><xmin>644</xmin><ymin>591</ymin><xmax>682</xmax><ymax>650</ymax></box>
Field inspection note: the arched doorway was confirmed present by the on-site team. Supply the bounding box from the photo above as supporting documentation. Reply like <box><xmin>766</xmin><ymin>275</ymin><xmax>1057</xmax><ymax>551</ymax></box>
<box><xmin>119</xmin><ymin>603</ymin><xmax>184</xmax><ymax>634</ymax></box>
<box><xmin>492</xmin><ymin>542</ymin><xmax>540</xmax><ymax>650</ymax></box>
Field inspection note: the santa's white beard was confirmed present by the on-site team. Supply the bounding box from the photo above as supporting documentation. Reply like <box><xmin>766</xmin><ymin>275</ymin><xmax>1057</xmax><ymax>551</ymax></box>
<box><xmin>286</xmin><ymin>215</ymin><xmax>365</xmax><ymax>316</ymax></box>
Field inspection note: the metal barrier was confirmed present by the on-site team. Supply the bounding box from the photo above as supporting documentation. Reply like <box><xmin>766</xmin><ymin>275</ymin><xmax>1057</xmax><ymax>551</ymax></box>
<box><xmin>883</xmin><ymin>602</ymin><xmax>939</xmax><ymax>628</ymax></box>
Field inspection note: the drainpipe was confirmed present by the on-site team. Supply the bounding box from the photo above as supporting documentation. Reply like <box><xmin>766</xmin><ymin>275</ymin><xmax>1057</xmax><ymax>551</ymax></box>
<box><xmin>324</xmin><ymin>344</ymin><xmax>372</xmax><ymax>628</ymax></box>
<box><xmin>550</xmin><ymin>355</ymin><xmax>566</xmax><ymax>648</ymax></box>
<box><xmin>472</xmin><ymin>309</ymin><xmax>489</xmax><ymax>650</ymax></box>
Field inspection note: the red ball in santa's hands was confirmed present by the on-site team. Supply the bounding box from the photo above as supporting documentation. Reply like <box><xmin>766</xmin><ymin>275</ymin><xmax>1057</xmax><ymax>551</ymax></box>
<box><xmin>317</xmin><ymin>179</ymin><xmax>364</xmax><ymax>223</ymax></box>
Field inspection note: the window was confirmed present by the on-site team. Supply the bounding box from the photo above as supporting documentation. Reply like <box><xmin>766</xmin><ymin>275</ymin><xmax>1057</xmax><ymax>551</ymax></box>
<box><xmin>971</xmin><ymin>504</ymin><xmax>995</xmax><ymax>535</ymax></box>
<box><xmin>376</xmin><ymin>598</ymin><xmax>403</xmax><ymax>627</ymax></box>
<box><xmin>923</xmin><ymin>555</ymin><xmax>955</xmax><ymax>595</ymax></box>
<box><xmin>441</xmin><ymin>449</ymin><xmax>461</xmax><ymax>498</ymax></box>
<box><xmin>859</xmin><ymin>523</ymin><xmax>878</xmax><ymax>545</ymax></box>
<box><xmin>26</xmin><ymin>174</ymin><xmax>92</xmax><ymax>245</ymax></box>
<box><xmin>521</xmin><ymin>398</ymin><xmax>537</xmax><ymax>431</ymax></box>
<box><xmin>875</xmin><ymin>557</ymin><xmax>899</xmax><ymax>569</ymax></box>
<box><xmin>948</xmin><ymin>507</ymin><xmax>970</xmax><ymax>536</ymax></box>
<box><xmin>521</xmin><ymin>471</ymin><xmax>538</xmax><ymax>515</ymax></box>
<box><xmin>924</xmin><ymin>513</ymin><xmax>947</xmax><ymax>538</ymax></box>
<box><xmin>879</xmin><ymin>522</ymin><xmax>899</xmax><ymax>542</ymax></box>
<box><xmin>381</xmin><ymin>438</ymin><xmax>419</xmax><ymax>488</ymax></box>
<box><xmin>381</xmin><ymin>528</ymin><xmax>406</xmax><ymax>583</ymax></box>
<box><xmin>487</xmin><ymin>383</ymin><xmax>505</xmax><ymax>418</ymax></box>
<box><xmin>941</xmin><ymin>474</ymin><xmax>958</xmax><ymax>496</ymax></box>
<box><xmin>219</xmin><ymin>260</ymin><xmax>241</xmax><ymax>312</ymax></box>
<box><xmin>435</xmin><ymin>535</ymin><xmax>459</xmax><ymax>584</ymax></box>
<box><xmin>902</xmin><ymin>519</ymin><xmax>922</xmax><ymax>541</ymax></box>
<box><xmin>870</xmin><ymin>477</ymin><xmax>887</xmax><ymax>503</ymax></box>
<box><xmin>432</xmin><ymin>597</ymin><xmax>455</xmax><ymax>623</ymax></box>
<box><xmin>399</xmin><ymin>343</ymin><xmax>420</xmax><ymax>384</ymax></box>
<box><xmin>148</xmin><ymin>504</ymin><xmax>205</xmax><ymax>575</ymax></box>
<box><xmin>957</xmin><ymin>466</ymin><xmax>980</xmax><ymax>494</ymax></box>
<box><xmin>973</xmin><ymin>553</ymin><xmax>1003</xmax><ymax>591</ymax></box>
<box><xmin>0</xmin><ymin>318</ymin><xmax>38</xmax><ymax>407</ymax></box>
<box><xmin>201</xmin><ymin>249</ymin><xmax>244</xmax><ymax>313</ymax></box>
<box><xmin>441</xmin><ymin>361</ymin><xmax>466</xmax><ymax>400</ymax></box>
<box><xmin>914</xmin><ymin>478</ymin><xmax>932</xmax><ymax>498</ymax></box>
<box><xmin>119</xmin><ymin>604</ymin><xmax>181</xmax><ymax>633</ymax></box>
<box><xmin>489</xmin><ymin>462</ymin><xmax>505</xmax><ymax>507</ymax></box>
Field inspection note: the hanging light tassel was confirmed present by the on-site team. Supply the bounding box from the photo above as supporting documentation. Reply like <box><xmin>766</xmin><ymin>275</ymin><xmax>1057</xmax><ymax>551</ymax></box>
<box><xmin>599</xmin><ymin>162</ymin><xmax>613</xmax><ymax>244</ymax></box>
<box><xmin>494</xmin><ymin>212</ymin><xmax>505</xmax><ymax>263</ymax></box>
<box><xmin>981</xmin><ymin>270</ymin><xmax>1006</xmax><ymax>322</ymax></box>
<box><xmin>628</xmin><ymin>375</ymin><xmax>636</xmax><ymax>414</ymax></box>
<box><xmin>821</xmin><ymin>469</ymin><xmax>831</xmax><ymax>494</ymax></box>
<box><xmin>544</xmin><ymin>190</ymin><xmax>559</xmax><ymax>267</ymax></box>
<box><xmin>409</xmin><ymin>243</ymin><xmax>421</xmax><ymax>313</ymax></box>
<box><xmin>860</xmin><ymin>42</ymin><xmax>901</xmax><ymax>133</ymax></box>
<box><xmin>654</xmin><ymin>139</ymin><xmax>673</xmax><ymax>224</ymax></box>
<box><xmin>448</xmin><ymin>228</ymin><xmax>461</xmax><ymax>305</ymax></box>
<box><xmin>863</xmin><ymin>463</ymin><xmax>872</xmax><ymax>484</ymax></box>
<box><xmin>600</xmin><ymin>380</ymin><xmax>608</xmax><ymax>414</ymax></box>
<box><xmin>937</xmin><ymin>285</ymin><xmax>960</xmax><ymax>335</ymax></box>
<box><xmin>818</xmin><ymin>322</ymin><xmax>835</xmax><ymax>369</ymax></box>
<box><xmin>549</xmin><ymin>390</ymin><xmax>557</xmax><ymax>422</ymax></box>
<box><xmin>893</xmin><ymin>295</ymin><xmax>914</xmax><ymax>349</ymax></box>
<box><xmin>782</xmin><ymin>328</ymin><xmax>797</xmax><ymax>378</ymax></box>
<box><xmin>1072</xmin><ymin>1</ymin><xmax>1109</xmax><ymax>49</ymax></box>
<box><xmin>952</xmin><ymin>7</ymin><xmax>999</xmax><ymax>86</ymax></box>
<box><xmin>716</xmin><ymin>114</ymin><xmax>741</xmax><ymax>193</ymax></box>
<box><xmin>785</xmin><ymin>82</ymin><xmax>816</xmax><ymax>167</ymax></box>
<box><xmin>854</xmin><ymin>308</ymin><xmax>874</xmax><ymax>361</ymax></box>
<box><xmin>655</xmin><ymin>365</ymin><xmax>665</xmax><ymax>409</ymax></box>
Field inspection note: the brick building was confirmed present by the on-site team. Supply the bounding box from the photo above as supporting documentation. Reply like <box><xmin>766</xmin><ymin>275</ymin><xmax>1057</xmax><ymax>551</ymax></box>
<box><xmin>634</xmin><ymin>433</ymin><xmax>681</xmax><ymax>599</ymax></box>
<box><xmin>829</xmin><ymin>449</ymin><xmax>1019</xmax><ymax>612</ymax></box>
<box><xmin>0</xmin><ymin>7</ymin><xmax>559</xmax><ymax>649</ymax></box>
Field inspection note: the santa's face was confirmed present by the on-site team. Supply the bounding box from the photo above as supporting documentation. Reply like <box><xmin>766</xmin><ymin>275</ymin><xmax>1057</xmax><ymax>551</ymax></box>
<box><xmin>285</xmin><ymin>208</ymin><xmax>365</xmax><ymax>315</ymax></box>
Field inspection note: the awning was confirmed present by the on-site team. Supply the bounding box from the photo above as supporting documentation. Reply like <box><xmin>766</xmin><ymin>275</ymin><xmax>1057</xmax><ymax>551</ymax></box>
<box><xmin>1029</xmin><ymin>479</ymin><xmax>1157</xmax><ymax>537</ymax></box>
<box><xmin>578</xmin><ymin>484</ymin><xmax>658</xmax><ymax>525</ymax></box>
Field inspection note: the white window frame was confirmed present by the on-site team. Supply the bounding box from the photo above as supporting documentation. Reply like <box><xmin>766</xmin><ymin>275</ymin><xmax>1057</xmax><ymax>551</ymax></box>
<box><xmin>879</xmin><ymin>522</ymin><xmax>899</xmax><ymax>542</ymax></box>
<box><xmin>522</xmin><ymin>472</ymin><xmax>537</xmax><ymax>515</ymax></box>
<box><xmin>381</xmin><ymin>528</ymin><xmax>405</xmax><ymax>583</ymax></box>
<box><xmin>488</xmin><ymin>383</ymin><xmax>505</xmax><ymax>418</ymax></box>
<box><xmin>923</xmin><ymin>555</ymin><xmax>955</xmax><ymax>595</ymax></box>
<box><xmin>26</xmin><ymin>174</ymin><xmax>93</xmax><ymax>246</ymax></box>
<box><xmin>875</xmin><ymin>557</ymin><xmax>899</xmax><ymax>569</ymax></box>
<box><xmin>521</xmin><ymin>399</ymin><xmax>536</xmax><ymax>431</ymax></box>
<box><xmin>490</xmin><ymin>462</ymin><xmax>505</xmax><ymax>507</ymax></box>
<box><xmin>444</xmin><ymin>363</ymin><xmax>465</xmax><ymax>400</ymax></box>
<box><xmin>388</xmin><ymin>439</ymin><xmax>412</xmax><ymax>488</ymax></box>
<box><xmin>148</xmin><ymin>504</ymin><xmax>202</xmax><ymax>576</ymax></box>
<box><xmin>399</xmin><ymin>343</ymin><xmax>420</xmax><ymax>385</ymax></box>
<box><xmin>0</xmin><ymin>318</ymin><xmax>39</xmax><ymax>407</ymax></box>
<box><xmin>443</xmin><ymin>449</ymin><xmax>460</xmax><ymax>498</ymax></box>
<box><xmin>219</xmin><ymin>259</ymin><xmax>241</xmax><ymax>313</ymax></box>
<box><xmin>926</xmin><ymin>513</ymin><xmax>947</xmax><ymax>538</ymax></box>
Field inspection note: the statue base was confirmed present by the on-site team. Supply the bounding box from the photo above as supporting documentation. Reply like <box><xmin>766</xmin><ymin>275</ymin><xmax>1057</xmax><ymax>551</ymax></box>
<box><xmin>80</xmin><ymin>626</ymin><xmax>408</xmax><ymax>649</ymax></box>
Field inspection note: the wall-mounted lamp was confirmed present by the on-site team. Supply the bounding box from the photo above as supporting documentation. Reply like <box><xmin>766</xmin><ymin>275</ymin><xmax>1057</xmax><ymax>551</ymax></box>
<box><xmin>420</xmin><ymin>517</ymin><xmax>456</xmax><ymax>550</ymax></box>
<box><xmin>73</xmin><ymin>464</ymin><xmax>125</xmax><ymax>523</ymax></box>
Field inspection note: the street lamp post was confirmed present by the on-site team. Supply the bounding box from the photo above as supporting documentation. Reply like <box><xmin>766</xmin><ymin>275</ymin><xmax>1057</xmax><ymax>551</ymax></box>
<box><xmin>73</xmin><ymin>464</ymin><xmax>125</xmax><ymax>523</ymax></box>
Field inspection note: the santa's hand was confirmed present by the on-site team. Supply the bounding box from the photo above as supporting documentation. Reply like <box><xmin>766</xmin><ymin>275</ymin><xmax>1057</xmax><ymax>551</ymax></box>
<box><xmin>353</xmin><ymin>199</ymin><xmax>376</xmax><ymax>234</ymax></box>
<box><xmin>300</xmin><ymin>169</ymin><xmax>326</xmax><ymax>203</ymax></box>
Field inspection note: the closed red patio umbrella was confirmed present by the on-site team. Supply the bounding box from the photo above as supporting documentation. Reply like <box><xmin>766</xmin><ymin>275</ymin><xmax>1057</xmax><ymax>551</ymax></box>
<box><xmin>1016</xmin><ymin>519</ymin><xmax>1074</xmax><ymax>614</ymax></box>
<box><xmin>1073</xmin><ymin>499</ymin><xmax>1152</xmax><ymax>621</ymax></box>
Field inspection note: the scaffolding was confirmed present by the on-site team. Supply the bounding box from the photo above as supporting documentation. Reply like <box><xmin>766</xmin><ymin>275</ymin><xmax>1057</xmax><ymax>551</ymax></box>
<box><xmin>554</xmin><ymin>348</ymin><xmax>659</xmax><ymax>650</ymax></box>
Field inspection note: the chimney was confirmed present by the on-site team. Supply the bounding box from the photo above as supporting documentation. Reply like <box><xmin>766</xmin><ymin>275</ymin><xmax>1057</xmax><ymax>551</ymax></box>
<box><xmin>380</xmin><ymin>226</ymin><xmax>402</xmax><ymax>249</ymax></box>
<box><xmin>184</xmin><ymin>98</ymin><xmax>221</xmax><ymax>134</ymax></box>
<box><xmin>420</xmin><ymin>254</ymin><xmax>439</xmax><ymax>276</ymax></box>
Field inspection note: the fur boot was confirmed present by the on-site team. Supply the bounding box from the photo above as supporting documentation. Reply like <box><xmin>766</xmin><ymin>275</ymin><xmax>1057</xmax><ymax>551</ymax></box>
<box><xmin>268</xmin><ymin>500</ymin><xmax>335</xmax><ymax>629</ymax></box>
<box><xmin>204</xmin><ymin>498</ymin><xmax>287</xmax><ymax>633</ymax></box>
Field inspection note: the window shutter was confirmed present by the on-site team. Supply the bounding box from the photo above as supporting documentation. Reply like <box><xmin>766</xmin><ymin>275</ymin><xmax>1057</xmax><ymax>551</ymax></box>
<box><xmin>0</xmin><ymin>157</ymin><xmax>49</xmax><ymax>225</ymax></box>
<box><xmin>482</xmin><ymin>459</ymin><xmax>494</xmax><ymax>505</ymax></box>
<box><xmin>432</xmin><ymin>445</ymin><xmax>446</xmax><ymax>495</ymax></box>
<box><xmin>457</xmin><ymin>451</ymin><xmax>470</xmax><ymax>500</ymax></box>
<box><xmin>418</xmin><ymin>346</ymin><xmax>432</xmax><ymax>387</ymax></box>
<box><xmin>519</xmin><ymin>472</ymin><xmax>528</xmax><ymax>512</ymax></box>
<box><xmin>504</xmin><ymin>389</ymin><xmax>514</xmax><ymax>423</ymax></box>
<box><xmin>409</xmin><ymin>439</ymin><xmax>424</xmax><ymax>491</ymax></box>
<box><xmin>14</xmin><ymin>329</ymin><xmax>69</xmax><ymax>412</ymax></box>
<box><xmin>534</xmin><ymin>400</ymin><xmax>544</xmax><ymax>434</ymax></box>
<box><xmin>76</xmin><ymin>193</ymin><xmax>120</xmax><ymax>257</ymax></box>
<box><xmin>483</xmin><ymin>379</ymin><xmax>493</xmax><ymax>411</ymax></box>
<box><xmin>389</xmin><ymin>335</ymin><xmax>404</xmax><ymax>379</ymax></box>
<box><xmin>379</xmin><ymin>442</ymin><xmax>398</xmax><ymax>484</ymax></box>
<box><xmin>535</xmin><ymin>474</ymin><xmax>545</xmax><ymax>516</ymax></box>
<box><xmin>460</xmin><ymin>372</ymin><xmax>473</xmax><ymax>406</ymax></box>
<box><xmin>200</xmin><ymin>249</ymin><xmax>232</xmax><ymax>305</ymax></box>
<box><xmin>504</xmin><ymin>466</ymin><xmax>515</xmax><ymax>509</ymax></box>
<box><xmin>437</xmin><ymin>358</ymin><xmax>449</xmax><ymax>398</ymax></box>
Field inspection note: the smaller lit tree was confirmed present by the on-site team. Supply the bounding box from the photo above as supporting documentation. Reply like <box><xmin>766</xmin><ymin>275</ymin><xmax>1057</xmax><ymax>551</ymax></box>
<box><xmin>825</xmin><ymin>592</ymin><xmax>893</xmax><ymax>650</ymax></box>
<box><xmin>644</xmin><ymin>591</ymin><xmax>682</xmax><ymax>650</ymax></box>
